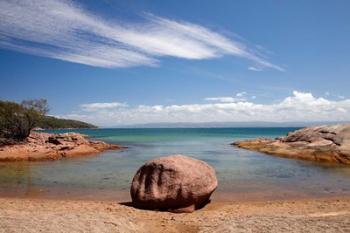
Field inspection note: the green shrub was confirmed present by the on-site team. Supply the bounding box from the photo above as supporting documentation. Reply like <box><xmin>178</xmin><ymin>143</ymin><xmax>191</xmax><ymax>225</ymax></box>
<box><xmin>0</xmin><ymin>100</ymin><xmax>41</xmax><ymax>141</ymax></box>
<box><xmin>0</xmin><ymin>99</ymin><xmax>97</xmax><ymax>144</ymax></box>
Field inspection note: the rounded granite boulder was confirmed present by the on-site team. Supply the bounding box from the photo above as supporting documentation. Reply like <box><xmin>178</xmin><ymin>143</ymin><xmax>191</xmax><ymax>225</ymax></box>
<box><xmin>130</xmin><ymin>154</ymin><xmax>218</xmax><ymax>212</ymax></box>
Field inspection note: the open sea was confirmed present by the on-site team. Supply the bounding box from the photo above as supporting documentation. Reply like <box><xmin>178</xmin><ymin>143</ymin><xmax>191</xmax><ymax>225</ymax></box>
<box><xmin>1</xmin><ymin>128</ymin><xmax>350</xmax><ymax>201</ymax></box>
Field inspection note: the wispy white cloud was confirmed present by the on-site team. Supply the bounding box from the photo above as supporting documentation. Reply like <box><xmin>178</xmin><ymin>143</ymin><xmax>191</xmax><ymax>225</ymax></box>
<box><xmin>62</xmin><ymin>91</ymin><xmax>350</xmax><ymax>126</ymax></box>
<box><xmin>205</xmin><ymin>97</ymin><xmax>238</xmax><ymax>103</ymax></box>
<box><xmin>236</xmin><ymin>92</ymin><xmax>247</xmax><ymax>97</ymax></box>
<box><xmin>80</xmin><ymin>102</ymin><xmax>127</xmax><ymax>111</ymax></box>
<box><xmin>0</xmin><ymin>0</ymin><xmax>283</xmax><ymax>70</ymax></box>
<box><xmin>324</xmin><ymin>92</ymin><xmax>346</xmax><ymax>100</ymax></box>
<box><xmin>248</xmin><ymin>66</ymin><xmax>263</xmax><ymax>72</ymax></box>
<box><xmin>205</xmin><ymin>92</ymin><xmax>247</xmax><ymax>103</ymax></box>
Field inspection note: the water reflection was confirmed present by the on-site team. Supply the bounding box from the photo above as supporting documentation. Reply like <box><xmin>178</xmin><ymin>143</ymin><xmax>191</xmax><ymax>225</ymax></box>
<box><xmin>1</xmin><ymin>128</ymin><xmax>350</xmax><ymax>201</ymax></box>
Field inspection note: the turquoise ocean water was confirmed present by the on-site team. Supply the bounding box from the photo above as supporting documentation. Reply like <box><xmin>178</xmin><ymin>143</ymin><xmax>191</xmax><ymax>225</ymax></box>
<box><xmin>1</xmin><ymin>128</ymin><xmax>350</xmax><ymax>201</ymax></box>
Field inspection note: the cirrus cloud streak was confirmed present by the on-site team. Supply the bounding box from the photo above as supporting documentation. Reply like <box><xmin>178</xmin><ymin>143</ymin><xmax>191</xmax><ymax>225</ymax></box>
<box><xmin>0</xmin><ymin>0</ymin><xmax>283</xmax><ymax>70</ymax></box>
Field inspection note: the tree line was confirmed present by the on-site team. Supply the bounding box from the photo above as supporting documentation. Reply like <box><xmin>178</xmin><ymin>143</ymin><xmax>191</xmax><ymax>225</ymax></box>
<box><xmin>0</xmin><ymin>99</ymin><xmax>96</xmax><ymax>145</ymax></box>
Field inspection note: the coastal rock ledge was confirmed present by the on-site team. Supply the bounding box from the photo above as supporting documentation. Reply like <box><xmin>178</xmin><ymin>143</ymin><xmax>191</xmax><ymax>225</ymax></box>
<box><xmin>0</xmin><ymin>132</ymin><xmax>124</xmax><ymax>161</ymax></box>
<box><xmin>131</xmin><ymin>155</ymin><xmax>218</xmax><ymax>213</ymax></box>
<box><xmin>233</xmin><ymin>124</ymin><xmax>350</xmax><ymax>165</ymax></box>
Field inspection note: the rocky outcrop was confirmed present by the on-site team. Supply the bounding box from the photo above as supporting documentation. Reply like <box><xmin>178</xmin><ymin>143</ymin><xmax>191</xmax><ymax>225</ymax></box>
<box><xmin>0</xmin><ymin>132</ymin><xmax>124</xmax><ymax>161</ymax></box>
<box><xmin>130</xmin><ymin>155</ymin><xmax>218</xmax><ymax>213</ymax></box>
<box><xmin>233</xmin><ymin>124</ymin><xmax>350</xmax><ymax>164</ymax></box>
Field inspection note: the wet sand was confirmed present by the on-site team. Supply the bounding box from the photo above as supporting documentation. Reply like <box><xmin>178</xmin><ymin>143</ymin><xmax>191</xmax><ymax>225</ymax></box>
<box><xmin>1</xmin><ymin>196</ymin><xmax>350</xmax><ymax>233</ymax></box>
<box><xmin>0</xmin><ymin>186</ymin><xmax>345</xmax><ymax>203</ymax></box>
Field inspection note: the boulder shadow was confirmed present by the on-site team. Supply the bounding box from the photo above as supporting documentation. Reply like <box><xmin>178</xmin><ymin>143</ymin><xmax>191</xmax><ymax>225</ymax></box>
<box><xmin>118</xmin><ymin>199</ymin><xmax>212</xmax><ymax>213</ymax></box>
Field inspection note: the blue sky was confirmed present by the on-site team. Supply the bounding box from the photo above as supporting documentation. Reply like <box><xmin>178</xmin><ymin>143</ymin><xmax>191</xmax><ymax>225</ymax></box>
<box><xmin>1</xmin><ymin>0</ymin><xmax>350</xmax><ymax>126</ymax></box>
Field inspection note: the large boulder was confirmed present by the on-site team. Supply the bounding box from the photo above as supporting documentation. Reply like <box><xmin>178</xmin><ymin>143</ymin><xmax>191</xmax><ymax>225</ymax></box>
<box><xmin>130</xmin><ymin>155</ymin><xmax>218</xmax><ymax>212</ymax></box>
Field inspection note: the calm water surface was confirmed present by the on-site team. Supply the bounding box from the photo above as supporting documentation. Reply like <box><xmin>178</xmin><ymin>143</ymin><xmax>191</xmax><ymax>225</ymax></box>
<box><xmin>1</xmin><ymin>128</ymin><xmax>350</xmax><ymax>201</ymax></box>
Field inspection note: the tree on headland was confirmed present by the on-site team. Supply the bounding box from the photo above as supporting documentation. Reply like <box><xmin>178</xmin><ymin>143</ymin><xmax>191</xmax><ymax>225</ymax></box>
<box><xmin>21</xmin><ymin>98</ymin><xmax>49</xmax><ymax>115</ymax></box>
<box><xmin>0</xmin><ymin>99</ymin><xmax>48</xmax><ymax>143</ymax></box>
<box><xmin>0</xmin><ymin>99</ymin><xmax>96</xmax><ymax>145</ymax></box>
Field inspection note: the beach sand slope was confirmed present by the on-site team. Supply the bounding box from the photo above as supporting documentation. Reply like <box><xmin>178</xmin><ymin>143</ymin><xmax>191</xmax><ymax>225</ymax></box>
<box><xmin>1</xmin><ymin>197</ymin><xmax>350</xmax><ymax>233</ymax></box>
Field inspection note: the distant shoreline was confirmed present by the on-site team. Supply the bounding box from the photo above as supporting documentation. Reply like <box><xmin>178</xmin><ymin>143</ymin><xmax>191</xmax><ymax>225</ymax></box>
<box><xmin>109</xmin><ymin>121</ymin><xmax>349</xmax><ymax>129</ymax></box>
<box><xmin>35</xmin><ymin>127</ymin><xmax>99</xmax><ymax>130</ymax></box>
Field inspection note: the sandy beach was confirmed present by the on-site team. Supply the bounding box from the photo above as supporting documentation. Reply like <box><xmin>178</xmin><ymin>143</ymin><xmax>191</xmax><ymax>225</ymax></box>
<box><xmin>1</xmin><ymin>196</ymin><xmax>350</xmax><ymax>233</ymax></box>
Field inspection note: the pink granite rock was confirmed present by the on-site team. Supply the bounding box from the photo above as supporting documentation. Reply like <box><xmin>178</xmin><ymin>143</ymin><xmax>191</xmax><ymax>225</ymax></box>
<box><xmin>0</xmin><ymin>132</ymin><xmax>125</xmax><ymax>161</ymax></box>
<box><xmin>233</xmin><ymin>124</ymin><xmax>350</xmax><ymax>164</ymax></box>
<box><xmin>130</xmin><ymin>155</ymin><xmax>218</xmax><ymax>212</ymax></box>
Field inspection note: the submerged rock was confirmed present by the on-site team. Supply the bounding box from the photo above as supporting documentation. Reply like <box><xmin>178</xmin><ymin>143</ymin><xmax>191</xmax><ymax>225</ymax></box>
<box><xmin>233</xmin><ymin>124</ymin><xmax>350</xmax><ymax>164</ymax></box>
<box><xmin>0</xmin><ymin>132</ymin><xmax>125</xmax><ymax>161</ymax></box>
<box><xmin>130</xmin><ymin>154</ymin><xmax>218</xmax><ymax>213</ymax></box>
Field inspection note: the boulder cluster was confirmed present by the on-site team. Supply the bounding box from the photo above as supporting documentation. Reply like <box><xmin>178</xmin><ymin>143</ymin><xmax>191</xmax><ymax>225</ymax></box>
<box><xmin>0</xmin><ymin>132</ymin><xmax>123</xmax><ymax>161</ymax></box>
<box><xmin>233</xmin><ymin>124</ymin><xmax>350</xmax><ymax>164</ymax></box>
